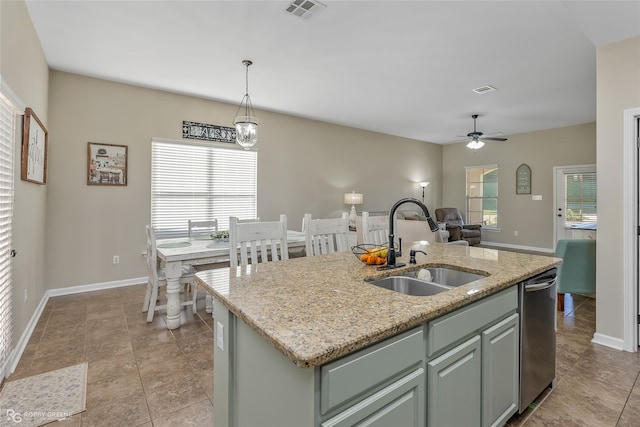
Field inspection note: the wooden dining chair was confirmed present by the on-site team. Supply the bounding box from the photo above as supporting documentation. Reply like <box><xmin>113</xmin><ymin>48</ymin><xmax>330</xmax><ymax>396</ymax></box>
<box><xmin>229</xmin><ymin>215</ymin><xmax>288</xmax><ymax>267</ymax></box>
<box><xmin>143</xmin><ymin>225</ymin><xmax>198</xmax><ymax>322</ymax></box>
<box><xmin>303</xmin><ymin>213</ymin><xmax>351</xmax><ymax>256</ymax></box>
<box><xmin>188</xmin><ymin>219</ymin><xmax>218</xmax><ymax>239</ymax></box>
<box><xmin>361</xmin><ymin>211</ymin><xmax>391</xmax><ymax>246</ymax></box>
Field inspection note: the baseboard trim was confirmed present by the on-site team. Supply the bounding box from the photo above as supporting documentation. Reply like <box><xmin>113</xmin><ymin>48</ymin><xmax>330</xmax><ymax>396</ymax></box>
<box><xmin>592</xmin><ymin>332</ymin><xmax>628</xmax><ymax>351</ymax></box>
<box><xmin>8</xmin><ymin>276</ymin><xmax>147</xmax><ymax>376</ymax></box>
<box><xmin>47</xmin><ymin>276</ymin><xmax>147</xmax><ymax>297</ymax></box>
<box><xmin>479</xmin><ymin>241</ymin><xmax>554</xmax><ymax>254</ymax></box>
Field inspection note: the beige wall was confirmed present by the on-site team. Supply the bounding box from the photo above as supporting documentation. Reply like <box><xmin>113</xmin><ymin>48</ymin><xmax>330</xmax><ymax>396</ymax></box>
<box><xmin>442</xmin><ymin>123</ymin><xmax>596</xmax><ymax>250</ymax></box>
<box><xmin>1</xmin><ymin>1</ymin><xmax>50</xmax><ymax>348</ymax></box>
<box><xmin>45</xmin><ymin>71</ymin><xmax>443</xmax><ymax>290</ymax></box>
<box><xmin>596</xmin><ymin>36</ymin><xmax>640</xmax><ymax>342</ymax></box>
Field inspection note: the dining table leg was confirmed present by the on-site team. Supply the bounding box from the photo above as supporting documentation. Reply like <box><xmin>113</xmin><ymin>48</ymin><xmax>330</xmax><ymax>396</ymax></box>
<box><xmin>164</xmin><ymin>261</ymin><xmax>183</xmax><ymax>329</ymax></box>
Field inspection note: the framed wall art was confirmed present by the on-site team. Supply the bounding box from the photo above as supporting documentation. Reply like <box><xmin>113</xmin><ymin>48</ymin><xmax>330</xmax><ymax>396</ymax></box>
<box><xmin>87</xmin><ymin>142</ymin><xmax>128</xmax><ymax>186</ymax></box>
<box><xmin>21</xmin><ymin>107</ymin><xmax>48</xmax><ymax>184</ymax></box>
<box><xmin>516</xmin><ymin>163</ymin><xmax>531</xmax><ymax>194</ymax></box>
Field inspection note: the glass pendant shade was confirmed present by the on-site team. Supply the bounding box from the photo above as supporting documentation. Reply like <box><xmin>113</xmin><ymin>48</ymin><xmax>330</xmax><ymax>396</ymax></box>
<box><xmin>234</xmin><ymin>114</ymin><xmax>259</xmax><ymax>150</ymax></box>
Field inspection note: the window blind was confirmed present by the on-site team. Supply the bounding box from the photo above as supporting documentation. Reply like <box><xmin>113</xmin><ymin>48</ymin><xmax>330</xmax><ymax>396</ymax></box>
<box><xmin>0</xmin><ymin>92</ymin><xmax>15</xmax><ymax>378</ymax></box>
<box><xmin>564</xmin><ymin>172</ymin><xmax>597</xmax><ymax>224</ymax></box>
<box><xmin>151</xmin><ymin>139</ymin><xmax>257</xmax><ymax>239</ymax></box>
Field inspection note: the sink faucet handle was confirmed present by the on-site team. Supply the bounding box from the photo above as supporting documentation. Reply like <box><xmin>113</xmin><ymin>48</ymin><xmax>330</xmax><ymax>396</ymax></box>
<box><xmin>409</xmin><ymin>249</ymin><xmax>427</xmax><ymax>264</ymax></box>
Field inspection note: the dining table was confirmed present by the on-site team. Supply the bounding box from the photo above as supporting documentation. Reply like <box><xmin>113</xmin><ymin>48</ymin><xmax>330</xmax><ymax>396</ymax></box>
<box><xmin>155</xmin><ymin>230</ymin><xmax>307</xmax><ymax>329</ymax></box>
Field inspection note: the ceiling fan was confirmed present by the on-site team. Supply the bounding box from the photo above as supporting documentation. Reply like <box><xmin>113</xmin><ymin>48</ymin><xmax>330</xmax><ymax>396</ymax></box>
<box><xmin>461</xmin><ymin>114</ymin><xmax>508</xmax><ymax>149</ymax></box>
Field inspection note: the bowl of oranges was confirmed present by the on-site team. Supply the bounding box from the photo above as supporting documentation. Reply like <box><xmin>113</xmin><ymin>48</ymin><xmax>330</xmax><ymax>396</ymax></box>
<box><xmin>352</xmin><ymin>244</ymin><xmax>389</xmax><ymax>266</ymax></box>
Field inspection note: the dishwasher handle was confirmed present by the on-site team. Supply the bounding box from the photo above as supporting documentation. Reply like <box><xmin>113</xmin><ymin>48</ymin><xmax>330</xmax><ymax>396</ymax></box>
<box><xmin>525</xmin><ymin>277</ymin><xmax>557</xmax><ymax>292</ymax></box>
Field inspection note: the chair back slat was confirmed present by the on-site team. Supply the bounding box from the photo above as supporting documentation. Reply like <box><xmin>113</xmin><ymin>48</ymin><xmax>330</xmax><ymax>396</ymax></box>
<box><xmin>188</xmin><ymin>219</ymin><xmax>218</xmax><ymax>239</ymax></box>
<box><xmin>361</xmin><ymin>212</ymin><xmax>391</xmax><ymax>246</ymax></box>
<box><xmin>304</xmin><ymin>213</ymin><xmax>350</xmax><ymax>256</ymax></box>
<box><xmin>230</xmin><ymin>215</ymin><xmax>288</xmax><ymax>266</ymax></box>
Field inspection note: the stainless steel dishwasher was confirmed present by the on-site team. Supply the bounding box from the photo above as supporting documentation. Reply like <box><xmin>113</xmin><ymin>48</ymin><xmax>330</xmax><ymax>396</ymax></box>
<box><xmin>518</xmin><ymin>268</ymin><xmax>558</xmax><ymax>413</ymax></box>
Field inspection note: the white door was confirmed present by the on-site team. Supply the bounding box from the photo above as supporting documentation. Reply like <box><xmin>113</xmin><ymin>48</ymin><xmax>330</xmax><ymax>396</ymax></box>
<box><xmin>553</xmin><ymin>165</ymin><xmax>597</xmax><ymax>249</ymax></box>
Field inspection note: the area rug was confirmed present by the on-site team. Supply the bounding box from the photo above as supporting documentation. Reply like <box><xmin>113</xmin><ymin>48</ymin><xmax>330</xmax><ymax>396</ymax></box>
<box><xmin>0</xmin><ymin>362</ymin><xmax>87</xmax><ymax>426</ymax></box>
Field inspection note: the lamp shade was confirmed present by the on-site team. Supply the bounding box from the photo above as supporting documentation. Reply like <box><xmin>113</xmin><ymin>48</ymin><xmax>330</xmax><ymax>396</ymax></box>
<box><xmin>344</xmin><ymin>192</ymin><xmax>363</xmax><ymax>205</ymax></box>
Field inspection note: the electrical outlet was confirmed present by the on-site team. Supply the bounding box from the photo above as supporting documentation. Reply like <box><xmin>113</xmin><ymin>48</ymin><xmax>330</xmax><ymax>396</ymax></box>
<box><xmin>514</xmin><ymin>230</ymin><xmax>519</xmax><ymax>236</ymax></box>
<box><xmin>216</xmin><ymin>321</ymin><xmax>224</xmax><ymax>351</ymax></box>
<box><xmin>113</xmin><ymin>255</ymin><xmax>120</xmax><ymax>264</ymax></box>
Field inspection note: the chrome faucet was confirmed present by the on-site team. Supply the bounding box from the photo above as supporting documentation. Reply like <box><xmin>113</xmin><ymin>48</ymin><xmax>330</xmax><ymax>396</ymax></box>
<box><xmin>381</xmin><ymin>197</ymin><xmax>439</xmax><ymax>270</ymax></box>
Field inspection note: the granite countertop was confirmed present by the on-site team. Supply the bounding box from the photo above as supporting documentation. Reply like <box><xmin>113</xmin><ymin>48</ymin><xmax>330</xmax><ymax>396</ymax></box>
<box><xmin>195</xmin><ymin>242</ymin><xmax>561</xmax><ymax>368</ymax></box>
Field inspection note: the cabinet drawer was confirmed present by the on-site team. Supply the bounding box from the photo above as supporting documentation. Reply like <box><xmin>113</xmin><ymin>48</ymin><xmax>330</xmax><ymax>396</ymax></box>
<box><xmin>320</xmin><ymin>327</ymin><xmax>424</xmax><ymax>415</ymax></box>
<box><xmin>427</xmin><ymin>286</ymin><xmax>517</xmax><ymax>357</ymax></box>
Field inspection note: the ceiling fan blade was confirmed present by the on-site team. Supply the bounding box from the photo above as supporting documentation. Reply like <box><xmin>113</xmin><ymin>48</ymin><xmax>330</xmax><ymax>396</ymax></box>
<box><xmin>484</xmin><ymin>137</ymin><xmax>508</xmax><ymax>141</ymax></box>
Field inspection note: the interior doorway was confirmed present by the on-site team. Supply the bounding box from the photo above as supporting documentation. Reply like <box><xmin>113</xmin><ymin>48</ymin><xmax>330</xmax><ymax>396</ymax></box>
<box><xmin>622</xmin><ymin>107</ymin><xmax>640</xmax><ymax>351</ymax></box>
<box><xmin>553</xmin><ymin>165</ymin><xmax>597</xmax><ymax>250</ymax></box>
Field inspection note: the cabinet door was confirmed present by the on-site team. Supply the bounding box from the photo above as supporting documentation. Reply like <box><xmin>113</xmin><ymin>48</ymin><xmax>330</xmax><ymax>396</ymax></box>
<box><xmin>428</xmin><ymin>335</ymin><xmax>481</xmax><ymax>427</ymax></box>
<box><xmin>482</xmin><ymin>313</ymin><xmax>519</xmax><ymax>427</ymax></box>
<box><xmin>321</xmin><ymin>368</ymin><xmax>425</xmax><ymax>427</ymax></box>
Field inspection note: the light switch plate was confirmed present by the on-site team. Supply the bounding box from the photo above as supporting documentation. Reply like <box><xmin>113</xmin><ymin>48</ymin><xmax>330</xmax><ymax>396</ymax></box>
<box><xmin>532</xmin><ymin>195</ymin><xmax>542</xmax><ymax>201</ymax></box>
<box><xmin>216</xmin><ymin>321</ymin><xmax>224</xmax><ymax>351</ymax></box>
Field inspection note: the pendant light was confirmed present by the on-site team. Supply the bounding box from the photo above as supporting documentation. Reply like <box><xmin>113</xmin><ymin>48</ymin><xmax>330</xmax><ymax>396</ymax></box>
<box><xmin>234</xmin><ymin>60</ymin><xmax>259</xmax><ymax>150</ymax></box>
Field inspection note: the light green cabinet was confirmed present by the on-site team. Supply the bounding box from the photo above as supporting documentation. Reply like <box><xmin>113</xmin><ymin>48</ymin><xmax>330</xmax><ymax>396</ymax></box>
<box><xmin>213</xmin><ymin>287</ymin><xmax>520</xmax><ymax>427</ymax></box>
<box><xmin>425</xmin><ymin>287</ymin><xmax>519</xmax><ymax>427</ymax></box>
<box><xmin>322</xmin><ymin>368</ymin><xmax>425</xmax><ymax>427</ymax></box>
<box><xmin>482</xmin><ymin>313</ymin><xmax>519</xmax><ymax>427</ymax></box>
<box><xmin>427</xmin><ymin>335</ymin><xmax>482</xmax><ymax>427</ymax></box>
<box><xmin>319</xmin><ymin>327</ymin><xmax>425</xmax><ymax>426</ymax></box>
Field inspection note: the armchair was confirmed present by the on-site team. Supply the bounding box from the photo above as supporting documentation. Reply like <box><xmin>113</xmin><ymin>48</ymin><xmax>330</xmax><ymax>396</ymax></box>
<box><xmin>434</xmin><ymin>207</ymin><xmax>482</xmax><ymax>245</ymax></box>
<box><xmin>554</xmin><ymin>239</ymin><xmax>596</xmax><ymax>311</ymax></box>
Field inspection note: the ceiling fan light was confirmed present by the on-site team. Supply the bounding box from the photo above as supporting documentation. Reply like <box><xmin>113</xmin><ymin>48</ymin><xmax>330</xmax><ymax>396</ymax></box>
<box><xmin>466</xmin><ymin>139</ymin><xmax>485</xmax><ymax>150</ymax></box>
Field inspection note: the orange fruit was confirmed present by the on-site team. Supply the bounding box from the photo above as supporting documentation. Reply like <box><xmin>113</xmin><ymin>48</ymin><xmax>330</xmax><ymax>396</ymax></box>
<box><xmin>375</xmin><ymin>256</ymin><xmax>386</xmax><ymax>265</ymax></box>
<box><xmin>367</xmin><ymin>254</ymin><xmax>377</xmax><ymax>265</ymax></box>
<box><xmin>360</xmin><ymin>253</ymin><xmax>369</xmax><ymax>263</ymax></box>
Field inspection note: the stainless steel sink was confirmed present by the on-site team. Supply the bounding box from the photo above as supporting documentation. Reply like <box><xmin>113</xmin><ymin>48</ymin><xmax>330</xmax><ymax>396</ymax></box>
<box><xmin>367</xmin><ymin>267</ymin><xmax>486</xmax><ymax>296</ymax></box>
<box><xmin>404</xmin><ymin>267</ymin><xmax>485</xmax><ymax>287</ymax></box>
<box><xmin>368</xmin><ymin>276</ymin><xmax>453</xmax><ymax>296</ymax></box>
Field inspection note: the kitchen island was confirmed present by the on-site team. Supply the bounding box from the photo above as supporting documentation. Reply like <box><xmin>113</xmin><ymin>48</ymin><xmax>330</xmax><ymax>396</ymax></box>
<box><xmin>195</xmin><ymin>242</ymin><xmax>561</xmax><ymax>427</ymax></box>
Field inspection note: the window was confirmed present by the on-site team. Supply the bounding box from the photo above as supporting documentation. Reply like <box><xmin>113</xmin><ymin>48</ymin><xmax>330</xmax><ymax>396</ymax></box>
<box><xmin>466</xmin><ymin>165</ymin><xmax>498</xmax><ymax>227</ymax></box>
<box><xmin>0</xmin><ymin>91</ymin><xmax>16</xmax><ymax>377</ymax></box>
<box><xmin>564</xmin><ymin>172</ymin><xmax>597</xmax><ymax>225</ymax></box>
<box><xmin>151</xmin><ymin>138</ymin><xmax>257</xmax><ymax>239</ymax></box>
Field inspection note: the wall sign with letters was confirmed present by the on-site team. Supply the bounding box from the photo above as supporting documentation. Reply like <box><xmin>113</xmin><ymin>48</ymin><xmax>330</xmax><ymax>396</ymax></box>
<box><xmin>516</xmin><ymin>164</ymin><xmax>532</xmax><ymax>194</ymax></box>
<box><xmin>182</xmin><ymin>121</ymin><xmax>236</xmax><ymax>143</ymax></box>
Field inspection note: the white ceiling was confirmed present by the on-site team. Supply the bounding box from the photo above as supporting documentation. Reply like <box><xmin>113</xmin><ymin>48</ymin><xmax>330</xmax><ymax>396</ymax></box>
<box><xmin>24</xmin><ymin>0</ymin><xmax>640</xmax><ymax>145</ymax></box>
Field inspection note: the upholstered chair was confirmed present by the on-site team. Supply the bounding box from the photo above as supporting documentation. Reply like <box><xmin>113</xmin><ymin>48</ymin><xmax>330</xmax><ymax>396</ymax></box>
<box><xmin>434</xmin><ymin>207</ymin><xmax>482</xmax><ymax>246</ymax></box>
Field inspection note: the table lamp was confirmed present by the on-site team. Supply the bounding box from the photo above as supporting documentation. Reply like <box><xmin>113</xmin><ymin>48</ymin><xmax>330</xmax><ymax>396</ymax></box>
<box><xmin>344</xmin><ymin>191</ymin><xmax>363</xmax><ymax>230</ymax></box>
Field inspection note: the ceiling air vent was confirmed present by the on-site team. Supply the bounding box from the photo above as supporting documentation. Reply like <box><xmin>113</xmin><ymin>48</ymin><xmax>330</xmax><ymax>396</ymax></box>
<box><xmin>472</xmin><ymin>85</ymin><xmax>497</xmax><ymax>95</ymax></box>
<box><xmin>285</xmin><ymin>0</ymin><xmax>326</xmax><ymax>20</ymax></box>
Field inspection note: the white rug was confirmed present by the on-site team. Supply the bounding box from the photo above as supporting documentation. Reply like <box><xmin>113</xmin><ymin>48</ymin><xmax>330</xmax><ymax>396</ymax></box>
<box><xmin>0</xmin><ymin>362</ymin><xmax>87</xmax><ymax>427</ymax></box>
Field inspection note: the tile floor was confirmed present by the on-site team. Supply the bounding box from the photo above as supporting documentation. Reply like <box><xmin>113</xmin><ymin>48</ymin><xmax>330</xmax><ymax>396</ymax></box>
<box><xmin>5</xmin><ymin>284</ymin><xmax>640</xmax><ymax>426</ymax></box>
<box><xmin>8</xmin><ymin>284</ymin><xmax>214</xmax><ymax>426</ymax></box>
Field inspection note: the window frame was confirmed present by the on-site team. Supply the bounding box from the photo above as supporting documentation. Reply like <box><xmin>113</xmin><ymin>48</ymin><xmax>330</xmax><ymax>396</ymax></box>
<box><xmin>466</xmin><ymin>164</ymin><xmax>499</xmax><ymax>228</ymax></box>
<box><xmin>150</xmin><ymin>137</ymin><xmax>258</xmax><ymax>239</ymax></box>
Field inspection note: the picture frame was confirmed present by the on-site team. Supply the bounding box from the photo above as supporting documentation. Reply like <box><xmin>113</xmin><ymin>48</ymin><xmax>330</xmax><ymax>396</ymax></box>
<box><xmin>87</xmin><ymin>142</ymin><xmax>128</xmax><ymax>186</ymax></box>
<box><xmin>21</xmin><ymin>107</ymin><xmax>48</xmax><ymax>184</ymax></box>
<box><xmin>516</xmin><ymin>163</ymin><xmax>531</xmax><ymax>194</ymax></box>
